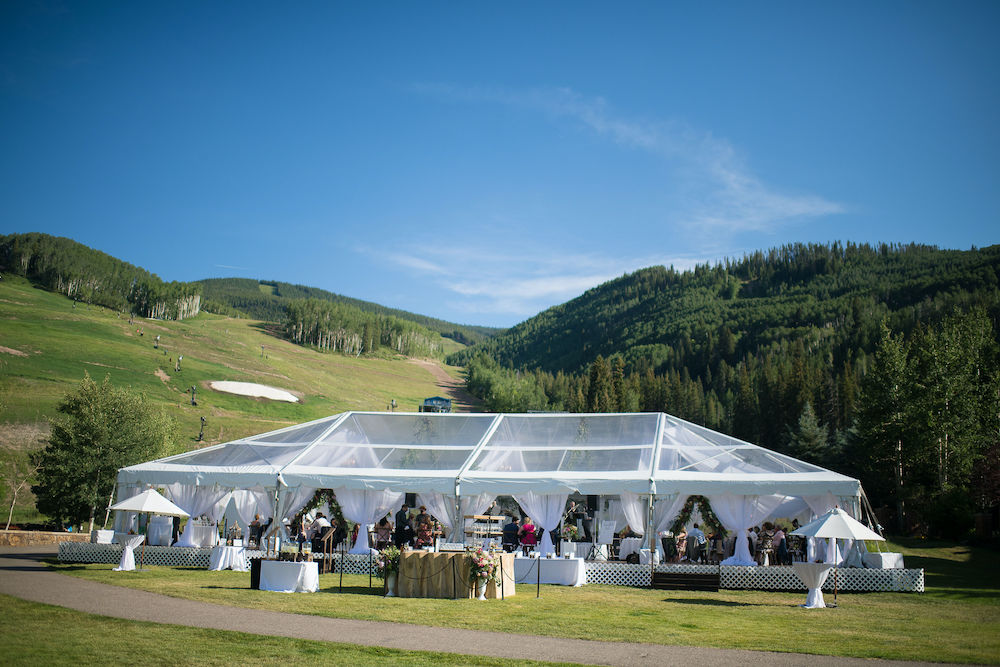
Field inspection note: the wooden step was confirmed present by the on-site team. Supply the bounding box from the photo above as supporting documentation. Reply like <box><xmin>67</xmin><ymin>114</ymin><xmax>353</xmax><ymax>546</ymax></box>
<box><xmin>651</xmin><ymin>571</ymin><xmax>720</xmax><ymax>591</ymax></box>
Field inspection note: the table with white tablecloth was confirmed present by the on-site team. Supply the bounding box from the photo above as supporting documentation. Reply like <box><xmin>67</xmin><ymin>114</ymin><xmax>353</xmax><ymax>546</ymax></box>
<box><xmin>618</xmin><ymin>537</ymin><xmax>643</xmax><ymax>559</ymax></box>
<box><xmin>146</xmin><ymin>516</ymin><xmax>173</xmax><ymax>546</ymax></box>
<box><xmin>792</xmin><ymin>562</ymin><xmax>834</xmax><ymax>608</ymax></box>
<box><xmin>209</xmin><ymin>545</ymin><xmax>249</xmax><ymax>571</ymax></box>
<box><xmin>259</xmin><ymin>560</ymin><xmax>319</xmax><ymax>593</ymax></box>
<box><xmin>176</xmin><ymin>521</ymin><xmax>219</xmax><ymax>548</ymax></box>
<box><xmin>560</xmin><ymin>541</ymin><xmax>607</xmax><ymax>559</ymax></box>
<box><xmin>112</xmin><ymin>533</ymin><xmax>147</xmax><ymax>571</ymax></box>
<box><xmin>863</xmin><ymin>552</ymin><xmax>905</xmax><ymax>569</ymax></box>
<box><xmin>514</xmin><ymin>556</ymin><xmax>586</xmax><ymax>586</ymax></box>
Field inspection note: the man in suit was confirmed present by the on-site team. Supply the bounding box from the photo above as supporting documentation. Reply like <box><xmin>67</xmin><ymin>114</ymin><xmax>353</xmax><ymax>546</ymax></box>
<box><xmin>394</xmin><ymin>503</ymin><xmax>412</xmax><ymax>548</ymax></box>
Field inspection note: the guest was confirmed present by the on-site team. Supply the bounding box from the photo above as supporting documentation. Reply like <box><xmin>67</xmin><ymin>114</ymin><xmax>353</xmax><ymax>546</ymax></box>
<box><xmin>415</xmin><ymin>505</ymin><xmax>430</xmax><ymax>528</ymax></box>
<box><xmin>518</xmin><ymin>516</ymin><xmax>537</xmax><ymax>555</ymax></box>
<box><xmin>394</xmin><ymin>503</ymin><xmax>413</xmax><ymax>548</ymax></box>
<box><xmin>350</xmin><ymin>522</ymin><xmax>360</xmax><ymax>549</ymax></box>
<box><xmin>688</xmin><ymin>523</ymin><xmax>707</xmax><ymax>563</ymax></box>
<box><xmin>290</xmin><ymin>521</ymin><xmax>307</xmax><ymax>554</ymax></box>
<box><xmin>415</xmin><ymin>517</ymin><xmax>433</xmax><ymax>548</ymax></box>
<box><xmin>375</xmin><ymin>516</ymin><xmax>392</xmax><ymax>550</ymax></box>
<box><xmin>774</xmin><ymin>524</ymin><xmax>789</xmax><ymax>565</ymax></box>
<box><xmin>674</xmin><ymin>526</ymin><xmax>688</xmax><ymax>562</ymax></box>
<box><xmin>309</xmin><ymin>512</ymin><xmax>332</xmax><ymax>551</ymax></box>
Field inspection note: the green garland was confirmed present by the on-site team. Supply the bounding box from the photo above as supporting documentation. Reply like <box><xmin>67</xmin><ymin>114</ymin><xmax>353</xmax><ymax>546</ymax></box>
<box><xmin>669</xmin><ymin>495</ymin><xmax>727</xmax><ymax>538</ymax></box>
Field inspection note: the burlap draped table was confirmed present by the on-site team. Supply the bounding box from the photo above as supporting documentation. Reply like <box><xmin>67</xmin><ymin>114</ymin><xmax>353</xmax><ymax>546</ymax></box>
<box><xmin>396</xmin><ymin>551</ymin><xmax>515</xmax><ymax>599</ymax></box>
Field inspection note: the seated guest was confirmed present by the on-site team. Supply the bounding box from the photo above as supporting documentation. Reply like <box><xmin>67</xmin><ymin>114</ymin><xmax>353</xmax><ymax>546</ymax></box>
<box><xmin>310</xmin><ymin>512</ymin><xmax>333</xmax><ymax>551</ymax></box>
<box><xmin>502</xmin><ymin>515</ymin><xmax>520</xmax><ymax>552</ymax></box>
<box><xmin>375</xmin><ymin>516</ymin><xmax>392</xmax><ymax>550</ymax></box>
<box><xmin>518</xmin><ymin>516</ymin><xmax>537</xmax><ymax>554</ymax></box>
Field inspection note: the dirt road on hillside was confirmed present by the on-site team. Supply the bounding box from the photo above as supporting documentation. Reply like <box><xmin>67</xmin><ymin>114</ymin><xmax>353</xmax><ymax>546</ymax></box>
<box><xmin>408</xmin><ymin>359</ymin><xmax>483</xmax><ymax>412</ymax></box>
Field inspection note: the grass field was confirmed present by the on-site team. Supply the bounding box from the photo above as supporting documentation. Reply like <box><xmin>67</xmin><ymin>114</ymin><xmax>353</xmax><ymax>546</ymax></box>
<box><xmin>0</xmin><ymin>275</ymin><xmax>466</xmax><ymax>522</ymax></box>
<box><xmin>44</xmin><ymin>537</ymin><xmax>1000</xmax><ymax>664</ymax></box>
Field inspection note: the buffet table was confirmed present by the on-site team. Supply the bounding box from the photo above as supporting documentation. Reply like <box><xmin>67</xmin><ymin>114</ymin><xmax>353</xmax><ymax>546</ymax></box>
<box><xmin>176</xmin><ymin>521</ymin><xmax>218</xmax><ymax>548</ymax></box>
<box><xmin>397</xmin><ymin>550</ymin><xmax>515</xmax><ymax>599</ymax></box>
<box><xmin>514</xmin><ymin>556</ymin><xmax>586</xmax><ymax>586</ymax></box>
<box><xmin>863</xmin><ymin>552</ymin><xmax>905</xmax><ymax>569</ymax></box>
<box><xmin>209</xmin><ymin>545</ymin><xmax>249</xmax><ymax>571</ymax></box>
<box><xmin>259</xmin><ymin>559</ymin><xmax>319</xmax><ymax>593</ymax></box>
<box><xmin>147</xmin><ymin>516</ymin><xmax>173</xmax><ymax>546</ymax></box>
<box><xmin>792</xmin><ymin>562</ymin><xmax>834</xmax><ymax>608</ymax></box>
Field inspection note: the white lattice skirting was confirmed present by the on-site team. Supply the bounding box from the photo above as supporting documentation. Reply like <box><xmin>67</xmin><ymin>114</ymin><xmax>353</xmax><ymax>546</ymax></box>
<box><xmin>58</xmin><ymin>544</ymin><xmax>922</xmax><ymax>592</ymax></box>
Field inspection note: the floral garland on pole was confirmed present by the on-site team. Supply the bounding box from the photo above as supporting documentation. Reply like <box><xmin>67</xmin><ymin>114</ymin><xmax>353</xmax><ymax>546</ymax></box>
<box><xmin>669</xmin><ymin>495</ymin><xmax>727</xmax><ymax>538</ymax></box>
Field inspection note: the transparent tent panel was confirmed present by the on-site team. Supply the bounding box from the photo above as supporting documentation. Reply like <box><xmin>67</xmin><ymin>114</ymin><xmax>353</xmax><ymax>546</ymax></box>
<box><xmin>247</xmin><ymin>416</ymin><xmax>343</xmax><ymax>444</ymax></box>
<box><xmin>471</xmin><ymin>446</ymin><xmax>654</xmax><ymax>473</ymax></box>
<box><xmin>486</xmin><ymin>414</ymin><xmax>660</xmax><ymax>448</ymax></box>
<box><xmin>319</xmin><ymin>413</ymin><xmax>496</xmax><ymax>447</ymax></box>
<box><xmin>292</xmin><ymin>443</ymin><xmax>473</xmax><ymax>471</ymax></box>
<box><xmin>169</xmin><ymin>443</ymin><xmax>308</xmax><ymax>468</ymax></box>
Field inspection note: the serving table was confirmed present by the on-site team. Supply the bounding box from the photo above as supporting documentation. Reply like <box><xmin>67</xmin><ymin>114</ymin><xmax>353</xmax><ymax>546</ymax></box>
<box><xmin>863</xmin><ymin>552</ymin><xmax>905</xmax><ymax>569</ymax></box>
<box><xmin>792</xmin><ymin>562</ymin><xmax>834</xmax><ymax>608</ymax></box>
<box><xmin>397</xmin><ymin>550</ymin><xmax>515</xmax><ymax>599</ymax></box>
<box><xmin>259</xmin><ymin>559</ymin><xmax>319</xmax><ymax>593</ymax></box>
<box><xmin>177</xmin><ymin>521</ymin><xmax>219</xmax><ymax>548</ymax></box>
<box><xmin>514</xmin><ymin>556</ymin><xmax>586</xmax><ymax>586</ymax></box>
<box><xmin>147</xmin><ymin>516</ymin><xmax>173</xmax><ymax>546</ymax></box>
<box><xmin>209</xmin><ymin>544</ymin><xmax>249</xmax><ymax>571</ymax></box>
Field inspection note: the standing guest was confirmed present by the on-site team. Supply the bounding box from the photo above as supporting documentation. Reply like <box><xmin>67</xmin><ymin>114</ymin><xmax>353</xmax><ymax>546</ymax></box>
<box><xmin>415</xmin><ymin>505</ymin><xmax>430</xmax><ymax>528</ymax></box>
<box><xmin>310</xmin><ymin>512</ymin><xmax>332</xmax><ymax>551</ymax></box>
<box><xmin>394</xmin><ymin>503</ymin><xmax>412</xmax><ymax>548</ymax></box>
<box><xmin>415</xmin><ymin>517</ymin><xmax>433</xmax><ymax>548</ymax></box>
<box><xmin>688</xmin><ymin>523</ymin><xmax>707</xmax><ymax>562</ymax></box>
<box><xmin>773</xmin><ymin>524</ymin><xmax>788</xmax><ymax>565</ymax></box>
<box><xmin>674</xmin><ymin>526</ymin><xmax>688</xmax><ymax>563</ymax></box>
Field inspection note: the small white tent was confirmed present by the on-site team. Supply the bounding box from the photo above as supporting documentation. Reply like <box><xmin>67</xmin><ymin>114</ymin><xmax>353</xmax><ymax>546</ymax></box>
<box><xmin>116</xmin><ymin>412</ymin><xmax>863</xmax><ymax>556</ymax></box>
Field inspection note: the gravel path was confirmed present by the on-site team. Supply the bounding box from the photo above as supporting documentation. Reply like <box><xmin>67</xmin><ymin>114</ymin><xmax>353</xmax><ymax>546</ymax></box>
<box><xmin>0</xmin><ymin>546</ymin><xmax>944</xmax><ymax>667</ymax></box>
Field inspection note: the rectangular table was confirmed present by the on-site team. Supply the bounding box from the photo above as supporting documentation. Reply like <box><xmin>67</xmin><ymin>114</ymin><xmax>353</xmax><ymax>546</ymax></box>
<box><xmin>209</xmin><ymin>545</ymin><xmax>249</xmax><ymax>571</ymax></box>
<box><xmin>147</xmin><ymin>516</ymin><xmax>173</xmax><ymax>546</ymax></box>
<box><xmin>177</xmin><ymin>522</ymin><xmax>219</xmax><ymax>548</ymax></box>
<box><xmin>514</xmin><ymin>556</ymin><xmax>586</xmax><ymax>586</ymax></box>
<box><xmin>258</xmin><ymin>560</ymin><xmax>319</xmax><ymax>593</ymax></box>
<box><xmin>863</xmin><ymin>552</ymin><xmax>905</xmax><ymax>569</ymax></box>
<box><xmin>397</xmin><ymin>551</ymin><xmax>515</xmax><ymax>599</ymax></box>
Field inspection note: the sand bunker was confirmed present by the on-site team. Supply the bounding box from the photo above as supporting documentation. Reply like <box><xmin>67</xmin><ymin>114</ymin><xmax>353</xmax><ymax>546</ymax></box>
<box><xmin>209</xmin><ymin>381</ymin><xmax>299</xmax><ymax>403</ymax></box>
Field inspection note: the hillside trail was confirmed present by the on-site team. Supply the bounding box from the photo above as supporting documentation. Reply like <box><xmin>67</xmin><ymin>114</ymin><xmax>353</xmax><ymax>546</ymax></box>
<box><xmin>408</xmin><ymin>358</ymin><xmax>483</xmax><ymax>412</ymax></box>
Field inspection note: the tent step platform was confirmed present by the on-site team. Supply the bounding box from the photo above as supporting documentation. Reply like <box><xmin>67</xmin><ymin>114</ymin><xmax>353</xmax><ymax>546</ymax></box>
<box><xmin>651</xmin><ymin>571</ymin><xmax>720</xmax><ymax>591</ymax></box>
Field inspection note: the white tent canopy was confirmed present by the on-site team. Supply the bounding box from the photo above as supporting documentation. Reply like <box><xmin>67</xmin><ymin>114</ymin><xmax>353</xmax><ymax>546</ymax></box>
<box><xmin>116</xmin><ymin>412</ymin><xmax>862</xmax><ymax>536</ymax></box>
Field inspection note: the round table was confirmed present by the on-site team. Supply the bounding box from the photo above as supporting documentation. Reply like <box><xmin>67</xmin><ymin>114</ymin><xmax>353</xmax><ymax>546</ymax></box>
<box><xmin>792</xmin><ymin>562</ymin><xmax>834</xmax><ymax>608</ymax></box>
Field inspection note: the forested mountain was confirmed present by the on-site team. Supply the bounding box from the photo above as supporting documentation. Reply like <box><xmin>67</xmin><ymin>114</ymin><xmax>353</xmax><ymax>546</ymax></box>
<box><xmin>0</xmin><ymin>233</ymin><xmax>201</xmax><ymax>320</ymax></box>
<box><xmin>451</xmin><ymin>242</ymin><xmax>1000</xmax><ymax>534</ymax></box>
<box><xmin>198</xmin><ymin>277</ymin><xmax>500</xmax><ymax>345</ymax></box>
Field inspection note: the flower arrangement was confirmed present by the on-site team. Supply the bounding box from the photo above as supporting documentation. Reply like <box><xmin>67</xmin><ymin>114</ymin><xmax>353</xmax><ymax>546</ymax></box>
<box><xmin>375</xmin><ymin>545</ymin><xmax>401</xmax><ymax>579</ymax></box>
<box><xmin>468</xmin><ymin>545</ymin><xmax>501</xmax><ymax>585</ymax></box>
<box><xmin>561</xmin><ymin>524</ymin><xmax>579</xmax><ymax>541</ymax></box>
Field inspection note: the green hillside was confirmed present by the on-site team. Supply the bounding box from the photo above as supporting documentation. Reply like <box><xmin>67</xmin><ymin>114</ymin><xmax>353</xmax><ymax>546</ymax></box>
<box><xmin>0</xmin><ymin>275</ymin><xmax>465</xmax><ymax>524</ymax></box>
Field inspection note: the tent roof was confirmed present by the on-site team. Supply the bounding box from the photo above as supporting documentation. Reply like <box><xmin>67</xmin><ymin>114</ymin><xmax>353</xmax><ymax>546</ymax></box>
<box><xmin>117</xmin><ymin>411</ymin><xmax>860</xmax><ymax>498</ymax></box>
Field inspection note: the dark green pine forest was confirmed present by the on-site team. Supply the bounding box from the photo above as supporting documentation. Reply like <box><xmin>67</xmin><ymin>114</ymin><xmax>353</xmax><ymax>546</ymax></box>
<box><xmin>450</xmin><ymin>242</ymin><xmax>1000</xmax><ymax>535</ymax></box>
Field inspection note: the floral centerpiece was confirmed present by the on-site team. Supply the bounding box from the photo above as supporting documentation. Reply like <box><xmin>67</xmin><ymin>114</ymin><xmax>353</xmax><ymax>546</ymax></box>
<box><xmin>375</xmin><ymin>545</ymin><xmax>401</xmax><ymax>579</ymax></box>
<box><xmin>561</xmin><ymin>524</ymin><xmax>579</xmax><ymax>541</ymax></box>
<box><xmin>468</xmin><ymin>545</ymin><xmax>501</xmax><ymax>585</ymax></box>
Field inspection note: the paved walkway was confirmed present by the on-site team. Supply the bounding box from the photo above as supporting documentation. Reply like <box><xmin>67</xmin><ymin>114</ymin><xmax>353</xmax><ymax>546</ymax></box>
<box><xmin>0</xmin><ymin>546</ymin><xmax>942</xmax><ymax>667</ymax></box>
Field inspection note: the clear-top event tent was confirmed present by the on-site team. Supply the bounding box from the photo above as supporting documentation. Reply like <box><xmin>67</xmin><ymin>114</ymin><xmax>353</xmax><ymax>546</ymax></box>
<box><xmin>115</xmin><ymin>412</ymin><xmax>864</xmax><ymax>563</ymax></box>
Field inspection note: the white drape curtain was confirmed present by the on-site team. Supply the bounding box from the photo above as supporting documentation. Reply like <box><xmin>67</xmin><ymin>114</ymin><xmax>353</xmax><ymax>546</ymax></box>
<box><xmin>222</xmin><ymin>488</ymin><xmax>274</xmax><ymax>527</ymax></box>
<box><xmin>803</xmin><ymin>494</ymin><xmax>839</xmax><ymax>563</ymax></box>
<box><xmin>335</xmin><ymin>487</ymin><xmax>403</xmax><ymax>553</ymax></box>
<box><xmin>415</xmin><ymin>491</ymin><xmax>483</xmax><ymax>542</ymax></box>
<box><xmin>710</xmin><ymin>494</ymin><xmax>784</xmax><ymax>566</ymax></box>
<box><xmin>513</xmin><ymin>491</ymin><xmax>568</xmax><ymax>556</ymax></box>
<box><xmin>166</xmin><ymin>484</ymin><xmax>228</xmax><ymax>547</ymax></box>
<box><xmin>112</xmin><ymin>484</ymin><xmax>145</xmax><ymax>532</ymax></box>
<box><xmin>605</xmin><ymin>498</ymin><xmax>628</xmax><ymax>532</ymax></box>
<box><xmin>620</xmin><ymin>491</ymin><xmax>648</xmax><ymax>535</ymax></box>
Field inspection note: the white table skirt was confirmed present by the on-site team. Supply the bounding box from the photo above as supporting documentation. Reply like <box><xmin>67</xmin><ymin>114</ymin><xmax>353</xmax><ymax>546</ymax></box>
<box><xmin>209</xmin><ymin>545</ymin><xmax>249</xmax><ymax>571</ymax></box>
<box><xmin>113</xmin><ymin>533</ymin><xmax>146</xmax><ymax>571</ymax></box>
<box><xmin>514</xmin><ymin>557</ymin><xmax>586</xmax><ymax>586</ymax></box>
<box><xmin>177</xmin><ymin>522</ymin><xmax>218</xmax><ymax>548</ymax></box>
<box><xmin>259</xmin><ymin>560</ymin><xmax>319</xmax><ymax>593</ymax></box>
<box><xmin>147</xmin><ymin>517</ymin><xmax>173</xmax><ymax>546</ymax></box>
<box><xmin>793</xmin><ymin>562</ymin><xmax>834</xmax><ymax>609</ymax></box>
<box><xmin>619</xmin><ymin>537</ymin><xmax>643</xmax><ymax>559</ymax></box>
<box><xmin>863</xmin><ymin>552</ymin><xmax>905</xmax><ymax>569</ymax></box>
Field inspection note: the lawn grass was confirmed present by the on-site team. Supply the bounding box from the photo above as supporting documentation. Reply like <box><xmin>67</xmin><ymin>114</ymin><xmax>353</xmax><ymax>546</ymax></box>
<box><xmin>49</xmin><ymin>538</ymin><xmax>1000</xmax><ymax>664</ymax></box>
<box><xmin>1</xmin><ymin>594</ymin><xmax>576</xmax><ymax>667</ymax></box>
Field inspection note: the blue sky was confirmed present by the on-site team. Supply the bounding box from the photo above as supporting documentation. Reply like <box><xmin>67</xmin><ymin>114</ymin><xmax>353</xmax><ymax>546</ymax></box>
<box><xmin>2</xmin><ymin>2</ymin><xmax>998</xmax><ymax>328</ymax></box>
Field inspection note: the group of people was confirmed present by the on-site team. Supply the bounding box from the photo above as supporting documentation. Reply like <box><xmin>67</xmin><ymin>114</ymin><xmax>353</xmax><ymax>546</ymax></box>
<box><xmin>286</xmin><ymin>511</ymin><xmax>349</xmax><ymax>553</ymax></box>
<box><xmin>388</xmin><ymin>503</ymin><xmax>442</xmax><ymax>550</ymax></box>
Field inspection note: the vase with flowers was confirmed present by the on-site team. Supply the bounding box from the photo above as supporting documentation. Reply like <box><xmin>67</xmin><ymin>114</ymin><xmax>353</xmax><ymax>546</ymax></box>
<box><xmin>468</xmin><ymin>545</ymin><xmax>500</xmax><ymax>600</ymax></box>
<box><xmin>375</xmin><ymin>545</ymin><xmax>401</xmax><ymax>597</ymax></box>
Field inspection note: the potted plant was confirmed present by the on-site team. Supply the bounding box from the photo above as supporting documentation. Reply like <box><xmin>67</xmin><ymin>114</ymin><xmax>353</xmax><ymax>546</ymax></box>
<box><xmin>468</xmin><ymin>545</ymin><xmax>500</xmax><ymax>600</ymax></box>
<box><xmin>375</xmin><ymin>545</ymin><xmax>401</xmax><ymax>597</ymax></box>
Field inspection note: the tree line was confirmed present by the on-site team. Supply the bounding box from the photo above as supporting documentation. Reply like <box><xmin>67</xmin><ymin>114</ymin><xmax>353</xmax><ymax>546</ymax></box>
<box><xmin>0</xmin><ymin>233</ymin><xmax>201</xmax><ymax>320</ymax></box>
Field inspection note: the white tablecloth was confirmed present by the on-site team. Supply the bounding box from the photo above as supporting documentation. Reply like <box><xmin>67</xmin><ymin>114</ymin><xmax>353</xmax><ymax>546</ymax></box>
<box><xmin>91</xmin><ymin>529</ymin><xmax>114</xmax><ymax>544</ymax></box>
<box><xmin>209</xmin><ymin>545</ymin><xmax>249</xmax><ymax>571</ymax></box>
<box><xmin>177</xmin><ymin>522</ymin><xmax>218</xmax><ymax>548</ymax></box>
<box><xmin>792</xmin><ymin>562</ymin><xmax>834</xmax><ymax>608</ymax></box>
<box><xmin>619</xmin><ymin>537</ymin><xmax>643</xmax><ymax>559</ymax></box>
<box><xmin>863</xmin><ymin>552</ymin><xmax>905</xmax><ymax>569</ymax></box>
<box><xmin>514</xmin><ymin>557</ymin><xmax>586</xmax><ymax>586</ymax></box>
<box><xmin>112</xmin><ymin>533</ymin><xmax>146</xmax><ymax>571</ymax></box>
<box><xmin>147</xmin><ymin>516</ymin><xmax>173</xmax><ymax>546</ymax></box>
<box><xmin>259</xmin><ymin>560</ymin><xmax>319</xmax><ymax>593</ymax></box>
<box><xmin>561</xmin><ymin>542</ymin><xmax>608</xmax><ymax>560</ymax></box>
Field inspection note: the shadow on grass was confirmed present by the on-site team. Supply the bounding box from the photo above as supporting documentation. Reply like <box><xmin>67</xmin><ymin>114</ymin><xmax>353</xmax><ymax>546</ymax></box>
<box><xmin>661</xmin><ymin>597</ymin><xmax>776</xmax><ymax>607</ymax></box>
<box><xmin>319</xmin><ymin>585</ymin><xmax>383</xmax><ymax>595</ymax></box>
<box><xmin>893</xmin><ymin>537</ymin><xmax>1000</xmax><ymax>600</ymax></box>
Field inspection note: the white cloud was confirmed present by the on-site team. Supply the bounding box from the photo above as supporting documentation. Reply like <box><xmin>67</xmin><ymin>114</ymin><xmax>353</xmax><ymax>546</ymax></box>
<box><xmin>412</xmin><ymin>83</ymin><xmax>844</xmax><ymax>234</ymax></box>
